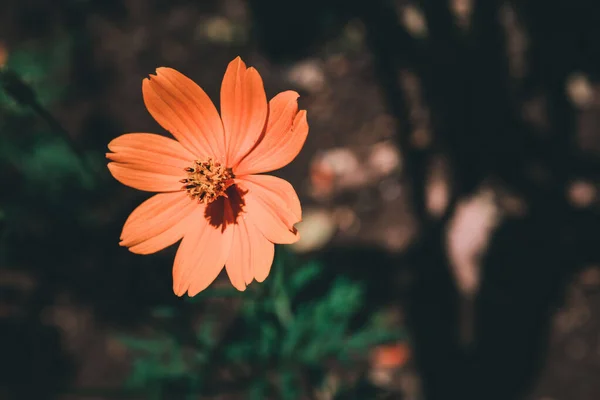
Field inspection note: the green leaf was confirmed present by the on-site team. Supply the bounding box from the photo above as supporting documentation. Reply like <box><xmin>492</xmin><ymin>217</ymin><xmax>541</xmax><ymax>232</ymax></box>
<box><xmin>0</xmin><ymin>37</ymin><xmax>71</xmax><ymax>113</ymax></box>
<box><xmin>196</xmin><ymin>318</ymin><xmax>217</xmax><ymax>349</ymax></box>
<box><xmin>6</xmin><ymin>136</ymin><xmax>95</xmax><ymax>196</ymax></box>
<box><xmin>249</xmin><ymin>378</ymin><xmax>269</xmax><ymax>400</ymax></box>
<box><xmin>224</xmin><ymin>341</ymin><xmax>254</xmax><ymax>361</ymax></box>
<box><xmin>279</xmin><ymin>369</ymin><xmax>300</xmax><ymax>400</ymax></box>
<box><xmin>257</xmin><ymin>322</ymin><xmax>279</xmax><ymax>360</ymax></box>
<box><xmin>290</xmin><ymin>261</ymin><xmax>322</xmax><ymax>290</ymax></box>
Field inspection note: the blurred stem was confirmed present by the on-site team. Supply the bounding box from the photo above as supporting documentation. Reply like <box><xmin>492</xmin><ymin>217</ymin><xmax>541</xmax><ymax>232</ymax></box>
<box><xmin>273</xmin><ymin>254</ymin><xmax>294</xmax><ymax>328</ymax></box>
<box><xmin>0</xmin><ymin>67</ymin><xmax>100</xmax><ymax>181</ymax></box>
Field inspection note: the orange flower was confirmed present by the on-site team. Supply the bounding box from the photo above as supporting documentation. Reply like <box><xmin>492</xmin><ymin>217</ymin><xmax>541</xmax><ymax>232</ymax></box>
<box><xmin>370</xmin><ymin>342</ymin><xmax>411</xmax><ymax>369</ymax></box>
<box><xmin>106</xmin><ymin>57</ymin><xmax>308</xmax><ymax>296</ymax></box>
<box><xmin>0</xmin><ymin>42</ymin><xmax>7</xmax><ymax>68</ymax></box>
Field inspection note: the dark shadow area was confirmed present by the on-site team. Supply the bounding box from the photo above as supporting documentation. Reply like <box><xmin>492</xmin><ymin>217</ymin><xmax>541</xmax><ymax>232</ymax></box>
<box><xmin>250</xmin><ymin>0</ymin><xmax>600</xmax><ymax>399</ymax></box>
<box><xmin>1</xmin><ymin>0</ymin><xmax>600</xmax><ymax>398</ymax></box>
<box><xmin>0</xmin><ymin>315</ymin><xmax>74</xmax><ymax>399</ymax></box>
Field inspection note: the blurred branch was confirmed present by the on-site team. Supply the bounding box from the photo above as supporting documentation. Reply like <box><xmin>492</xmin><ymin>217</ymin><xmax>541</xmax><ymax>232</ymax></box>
<box><xmin>359</xmin><ymin>0</ymin><xmax>430</xmax><ymax>223</ymax></box>
<box><xmin>0</xmin><ymin>67</ymin><xmax>101</xmax><ymax>182</ymax></box>
<box><xmin>357</xmin><ymin>3</ymin><xmax>467</xmax><ymax>399</ymax></box>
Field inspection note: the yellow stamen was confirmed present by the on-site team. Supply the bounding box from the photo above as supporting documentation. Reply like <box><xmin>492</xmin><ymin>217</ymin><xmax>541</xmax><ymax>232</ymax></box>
<box><xmin>181</xmin><ymin>158</ymin><xmax>234</xmax><ymax>204</ymax></box>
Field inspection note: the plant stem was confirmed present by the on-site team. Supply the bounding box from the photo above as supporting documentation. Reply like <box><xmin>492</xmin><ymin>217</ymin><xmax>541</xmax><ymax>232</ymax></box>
<box><xmin>0</xmin><ymin>67</ymin><xmax>100</xmax><ymax>181</ymax></box>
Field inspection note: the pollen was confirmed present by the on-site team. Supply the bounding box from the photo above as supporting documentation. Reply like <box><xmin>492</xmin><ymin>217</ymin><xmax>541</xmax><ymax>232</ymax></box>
<box><xmin>181</xmin><ymin>158</ymin><xmax>234</xmax><ymax>204</ymax></box>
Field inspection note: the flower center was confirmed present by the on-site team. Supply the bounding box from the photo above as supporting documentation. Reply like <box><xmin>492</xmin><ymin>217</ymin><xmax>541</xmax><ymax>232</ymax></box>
<box><xmin>180</xmin><ymin>158</ymin><xmax>234</xmax><ymax>204</ymax></box>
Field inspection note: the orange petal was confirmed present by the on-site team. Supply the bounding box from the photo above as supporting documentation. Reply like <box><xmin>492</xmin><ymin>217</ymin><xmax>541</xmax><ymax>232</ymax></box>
<box><xmin>107</xmin><ymin>132</ymin><xmax>195</xmax><ymax>166</ymax></box>
<box><xmin>120</xmin><ymin>191</ymin><xmax>196</xmax><ymax>254</ymax></box>
<box><xmin>235</xmin><ymin>175</ymin><xmax>301</xmax><ymax>244</ymax></box>
<box><xmin>107</xmin><ymin>133</ymin><xmax>192</xmax><ymax>192</ymax></box>
<box><xmin>172</xmin><ymin>202</ymin><xmax>234</xmax><ymax>296</ymax></box>
<box><xmin>220</xmin><ymin>57</ymin><xmax>268</xmax><ymax>166</ymax></box>
<box><xmin>370</xmin><ymin>343</ymin><xmax>411</xmax><ymax>369</ymax></box>
<box><xmin>225</xmin><ymin>216</ymin><xmax>275</xmax><ymax>290</ymax></box>
<box><xmin>234</xmin><ymin>91</ymin><xmax>308</xmax><ymax>175</ymax></box>
<box><xmin>238</xmin><ymin>174</ymin><xmax>301</xmax><ymax>224</ymax></box>
<box><xmin>142</xmin><ymin>68</ymin><xmax>225</xmax><ymax>160</ymax></box>
<box><xmin>107</xmin><ymin>163</ymin><xmax>183</xmax><ymax>192</ymax></box>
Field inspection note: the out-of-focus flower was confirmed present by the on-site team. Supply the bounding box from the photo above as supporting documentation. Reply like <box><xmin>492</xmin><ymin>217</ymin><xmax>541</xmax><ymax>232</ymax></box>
<box><xmin>446</xmin><ymin>189</ymin><xmax>500</xmax><ymax>297</ymax></box>
<box><xmin>286</xmin><ymin>59</ymin><xmax>325</xmax><ymax>93</ymax></box>
<box><xmin>451</xmin><ymin>0</ymin><xmax>473</xmax><ymax>28</ymax></box>
<box><xmin>368</xmin><ymin>141</ymin><xmax>401</xmax><ymax>176</ymax></box>
<box><xmin>309</xmin><ymin>158</ymin><xmax>335</xmax><ymax>198</ymax></box>
<box><xmin>290</xmin><ymin>208</ymin><xmax>336</xmax><ymax>253</ymax></box>
<box><xmin>370</xmin><ymin>342</ymin><xmax>411</xmax><ymax>369</ymax></box>
<box><xmin>567</xmin><ymin>73</ymin><xmax>594</xmax><ymax>109</ymax></box>
<box><xmin>399</xmin><ymin>5</ymin><xmax>428</xmax><ymax>38</ymax></box>
<box><xmin>369</xmin><ymin>342</ymin><xmax>412</xmax><ymax>387</ymax></box>
<box><xmin>567</xmin><ymin>179</ymin><xmax>596</xmax><ymax>208</ymax></box>
<box><xmin>107</xmin><ymin>57</ymin><xmax>309</xmax><ymax>296</ymax></box>
<box><xmin>0</xmin><ymin>42</ymin><xmax>7</xmax><ymax>68</ymax></box>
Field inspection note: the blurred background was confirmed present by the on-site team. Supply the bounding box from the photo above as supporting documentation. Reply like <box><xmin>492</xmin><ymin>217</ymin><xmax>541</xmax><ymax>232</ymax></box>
<box><xmin>1</xmin><ymin>0</ymin><xmax>600</xmax><ymax>399</ymax></box>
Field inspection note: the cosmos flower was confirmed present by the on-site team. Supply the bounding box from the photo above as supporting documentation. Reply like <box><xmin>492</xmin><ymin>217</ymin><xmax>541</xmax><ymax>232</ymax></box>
<box><xmin>107</xmin><ymin>57</ymin><xmax>308</xmax><ymax>296</ymax></box>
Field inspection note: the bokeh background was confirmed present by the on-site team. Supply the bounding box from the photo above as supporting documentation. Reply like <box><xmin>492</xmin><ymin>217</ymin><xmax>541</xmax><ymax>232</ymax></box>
<box><xmin>1</xmin><ymin>0</ymin><xmax>600</xmax><ymax>399</ymax></box>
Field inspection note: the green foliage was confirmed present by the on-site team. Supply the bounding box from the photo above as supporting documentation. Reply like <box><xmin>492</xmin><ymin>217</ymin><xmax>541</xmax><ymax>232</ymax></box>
<box><xmin>121</xmin><ymin>336</ymin><xmax>188</xmax><ymax>388</ymax></box>
<box><xmin>0</xmin><ymin>29</ymin><xmax>407</xmax><ymax>400</ymax></box>
<box><xmin>118</xmin><ymin>249</ymin><xmax>405</xmax><ymax>399</ymax></box>
<box><xmin>0</xmin><ymin>37</ymin><xmax>71</xmax><ymax>114</ymax></box>
<box><xmin>0</xmin><ymin>133</ymin><xmax>95</xmax><ymax>197</ymax></box>
<box><xmin>0</xmin><ymin>34</ymin><xmax>101</xmax><ymax>269</ymax></box>
<box><xmin>0</xmin><ymin>33</ymin><xmax>94</xmax><ymax>209</ymax></box>
<box><xmin>0</xmin><ymin>35</ymin><xmax>105</xmax><ymax>263</ymax></box>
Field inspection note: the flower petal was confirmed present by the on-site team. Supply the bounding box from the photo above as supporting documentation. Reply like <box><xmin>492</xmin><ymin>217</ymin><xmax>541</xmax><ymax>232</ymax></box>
<box><xmin>235</xmin><ymin>175</ymin><xmax>301</xmax><ymax>244</ymax></box>
<box><xmin>225</xmin><ymin>216</ymin><xmax>275</xmax><ymax>290</ymax></box>
<box><xmin>172</xmin><ymin>202</ymin><xmax>234</xmax><ymax>296</ymax></box>
<box><xmin>234</xmin><ymin>91</ymin><xmax>308</xmax><ymax>175</ymax></box>
<box><xmin>220</xmin><ymin>57</ymin><xmax>268</xmax><ymax>166</ymax></box>
<box><xmin>107</xmin><ymin>163</ymin><xmax>184</xmax><ymax>192</ymax></box>
<box><xmin>107</xmin><ymin>133</ymin><xmax>192</xmax><ymax>192</ymax></box>
<box><xmin>120</xmin><ymin>191</ymin><xmax>196</xmax><ymax>254</ymax></box>
<box><xmin>107</xmin><ymin>132</ymin><xmax>195</xmax><ymax>166</ymax></box>
<box><xmin>238</xmin><ymin>174</ymin><xmax>301</xmax><ymax>224</ymax></box>
<box><xmin>142</xmin><ymin>67</ymin><xmax>225</xmax><ymax>160</ymax></box>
